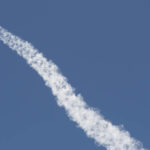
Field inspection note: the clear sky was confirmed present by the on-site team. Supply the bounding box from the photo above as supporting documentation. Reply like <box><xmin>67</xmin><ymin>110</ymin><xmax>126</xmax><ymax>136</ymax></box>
<box><xmin>0</xmin><ymin>0</ymin><xmax>150</xmax><ymax>150</ymax></box>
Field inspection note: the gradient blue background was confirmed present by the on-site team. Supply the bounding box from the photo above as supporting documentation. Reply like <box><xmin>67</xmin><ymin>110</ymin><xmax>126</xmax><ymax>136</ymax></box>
<box><xmin>0</xmin><ymin>0</ymin><xmax>150</xmax><ymax>149</ymax></box>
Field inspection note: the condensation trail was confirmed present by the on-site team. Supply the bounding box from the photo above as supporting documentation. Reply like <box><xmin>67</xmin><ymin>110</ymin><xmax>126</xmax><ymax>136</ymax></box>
<box><xmin>0</xmin><ymin>26</ymin><xmax>147</xmax><ymax>150</ymax></box>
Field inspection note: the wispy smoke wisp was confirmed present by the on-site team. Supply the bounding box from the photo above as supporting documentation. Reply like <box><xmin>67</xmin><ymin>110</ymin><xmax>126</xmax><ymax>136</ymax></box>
<box><xmin>0</xmin><ymin>26</ymin><xmax>147</xmax><ymax>150</ymax></box>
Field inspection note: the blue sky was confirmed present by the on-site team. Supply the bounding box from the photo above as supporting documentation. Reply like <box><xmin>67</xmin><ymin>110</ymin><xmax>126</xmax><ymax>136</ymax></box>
<box><xmin>0</xmin><ymin>0</ymin><xmax>150</xmax><ymax>149</ymax></box>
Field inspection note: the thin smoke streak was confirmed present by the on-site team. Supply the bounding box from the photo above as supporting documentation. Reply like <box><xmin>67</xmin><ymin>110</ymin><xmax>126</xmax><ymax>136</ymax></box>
<box><xmin>0</xmin><ymin>26</ymin><xmax>147</xmax><ymax>150</ymax></box>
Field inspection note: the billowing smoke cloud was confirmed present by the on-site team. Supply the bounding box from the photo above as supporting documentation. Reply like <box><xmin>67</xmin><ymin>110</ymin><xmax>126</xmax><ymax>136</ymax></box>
<box><xmin>0</xmin><ymin>26</ymin><xmax>147</xmax><ymax>150</ymax></box>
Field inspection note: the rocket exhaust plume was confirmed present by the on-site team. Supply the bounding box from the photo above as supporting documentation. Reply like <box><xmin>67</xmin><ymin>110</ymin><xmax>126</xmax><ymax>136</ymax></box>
<box><xmin>0</xmin><ymin>26</ymin><xmax>147</xmax><ymax>150</ymax></box>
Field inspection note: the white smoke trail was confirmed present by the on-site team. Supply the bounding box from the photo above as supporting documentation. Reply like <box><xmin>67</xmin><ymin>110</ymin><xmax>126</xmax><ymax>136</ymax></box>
<box><xmin>0</xmin><ymin>26</ymin><xmax>147</xmax><ymax>150</ymax></box>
